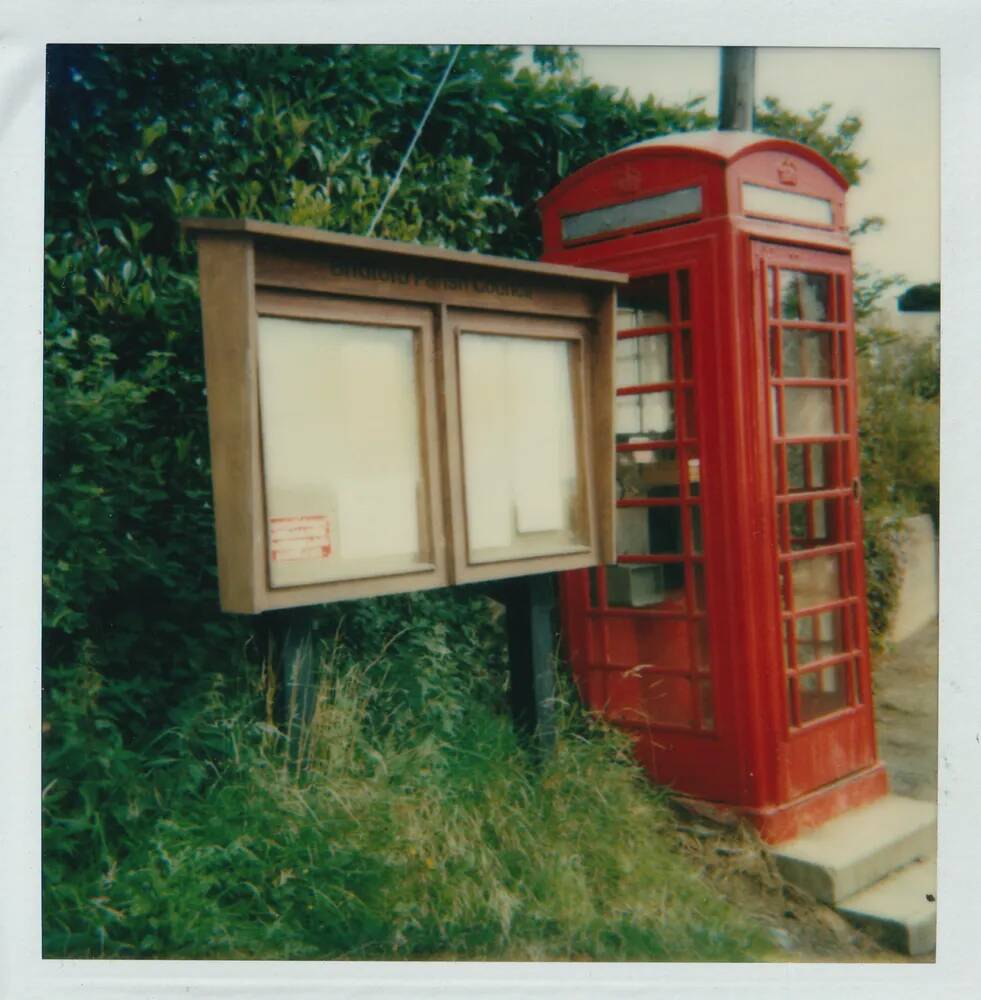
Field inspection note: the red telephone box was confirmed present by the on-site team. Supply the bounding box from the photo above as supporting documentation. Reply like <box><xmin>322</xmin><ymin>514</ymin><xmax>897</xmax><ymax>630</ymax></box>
<box><xmin>539</xmin><ymin>131</ymin><xmax>887</xmax><ymax>842</ymax></box>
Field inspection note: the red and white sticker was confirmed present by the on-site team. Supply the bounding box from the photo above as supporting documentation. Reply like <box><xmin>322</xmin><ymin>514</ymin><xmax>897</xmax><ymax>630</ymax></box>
<box><xmin>269</xmin><ymin>515</ymin><xmax>332</xmax><ymax>562</ymax></box>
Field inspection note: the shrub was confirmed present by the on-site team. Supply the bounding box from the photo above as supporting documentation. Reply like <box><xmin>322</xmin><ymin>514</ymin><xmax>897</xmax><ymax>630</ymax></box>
<box><xmin>897</xmin><ymin>282</ymin><xmax>940</xmax><ymax>313</ymax></box>
<box><xmin>857</xmin><ymin>328</ymin><xmax>940</xmax><ymax>641</ymax></box>
<box><xmin>43</xmin><ymin>44</ymin><xmax>871</xmax><ymax>701</ymax></box>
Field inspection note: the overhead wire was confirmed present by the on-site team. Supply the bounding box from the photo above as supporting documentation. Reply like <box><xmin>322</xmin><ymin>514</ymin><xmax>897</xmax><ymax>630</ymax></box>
<box><xmin>365</xmin><ymin>45</ymin><xmax>463</xmax><ymax>238</ymax></box>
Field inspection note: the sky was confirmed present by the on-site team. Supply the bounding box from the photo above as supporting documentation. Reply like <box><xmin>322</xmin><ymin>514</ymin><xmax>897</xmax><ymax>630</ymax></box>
<box><xmin>573</xmin><ymin>47</ymin><xmax>940</xmax><ymax>290</ymax></box>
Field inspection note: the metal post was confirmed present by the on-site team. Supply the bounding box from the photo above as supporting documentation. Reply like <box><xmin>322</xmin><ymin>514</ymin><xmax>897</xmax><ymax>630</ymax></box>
<box><xmin>263</xmin><ymin>606</ymin><xmax>318</xmax><ymax>758</ymax></box>
<box><xmin>499</xmin><ymin>574</ymin><xmax>557</xmax><ymax>752</ymax></box>
<box><xmin>719</xmin><ymin>47</ymin><xmax>756</xmax><ymax>131</ymax></box>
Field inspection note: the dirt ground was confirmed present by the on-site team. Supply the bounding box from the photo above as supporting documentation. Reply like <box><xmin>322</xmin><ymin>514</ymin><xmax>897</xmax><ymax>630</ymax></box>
<box><xmin>670</xmin><ymin>618</ymin><xmax>939</xmax><ymax>962</ymax></box>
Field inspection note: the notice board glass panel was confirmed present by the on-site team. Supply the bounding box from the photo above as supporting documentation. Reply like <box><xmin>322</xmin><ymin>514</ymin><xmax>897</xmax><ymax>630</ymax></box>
<box><xmin>458</xmin><ymin>332</ymin><xmax>586</xmax><ymax>563</ymax></box>
<box><xmin>257</xmin><ymin>316</ymin><xmax>429</xmax><ymax>587</ymax></box>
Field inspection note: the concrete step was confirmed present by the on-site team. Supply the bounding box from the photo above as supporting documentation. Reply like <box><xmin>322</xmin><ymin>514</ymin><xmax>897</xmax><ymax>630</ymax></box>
<box><xmin>837</xmin><ymin>855</ymin><xmax>937</xmax><ymax>956</ymax></box>
<box><xmin>769</xmin><ymin>794</ymin><xmax>936</xmax><ymax>904</ymax></box>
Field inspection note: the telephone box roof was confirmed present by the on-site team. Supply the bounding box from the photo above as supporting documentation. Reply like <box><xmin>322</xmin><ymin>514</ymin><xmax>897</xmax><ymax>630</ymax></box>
<box><xmin>538</xmin><ymin>129</ymin><xmax>849</xmax><ymax>209</ymax></box>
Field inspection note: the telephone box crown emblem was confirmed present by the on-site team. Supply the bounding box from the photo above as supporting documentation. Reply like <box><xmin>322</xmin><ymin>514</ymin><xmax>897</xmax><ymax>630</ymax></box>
<box><xmin>614</xmin><ymin>165</ymin><xmax>643</xmax><ymax>194</ymax></box>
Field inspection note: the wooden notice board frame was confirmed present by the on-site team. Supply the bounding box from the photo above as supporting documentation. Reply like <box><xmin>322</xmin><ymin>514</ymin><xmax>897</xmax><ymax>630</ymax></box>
<box><xmin>183</xmin><ymin>218</ymin><xmax>626</xmax><ymax>613</ymax></box>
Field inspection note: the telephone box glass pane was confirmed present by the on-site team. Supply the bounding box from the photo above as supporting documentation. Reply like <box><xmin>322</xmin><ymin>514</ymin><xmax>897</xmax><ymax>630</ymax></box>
<box><xmin>257</xmin><ymin>316</ymin><xmax>428</xmax><ymax>587</ymax></box>
<box><xmin>786</xmin><ymin>444</ymin><xmax>806</xmax><ymax>490</ymax></box>
<box><xmin>617</xmin><ymin>306</ymin><xmax>668</xmax><ymax>331</ymax></box>
<box><xmin>617</xmin><ymin>448</ymin><xmax>681</xmax><ymax>499</ymax></box>
<box><xmin>615</xmin><ymin>333</ymin><xmax>672</xmax><ymax>386</ymax></box>
<box><xmin>795</xmin><ymin>609</ymin><xmax>846</xmax><ymax>665</ymax></box>
<box><xmin>459</xmin><ymin>333</ymin><xmax>587</xmax><ymax>563</ymax></box>
<box><xmin>605</xmin><ymin>563</ymin><xmax>668</xmax><ymax>608</ymax></box>
<box><xmin>799</xmin><ymin>664</ymin><xmax>849</xmax><ymax>722</ymax></box>
<box><xmin>781</xmin><ymin>329</ymin><xmax>834</xmax><ymax>378</ymax></box>
<box><xmin>791</xmin><ymin>554</ymin><xmax>842</xmax><ymax>610</ymax></box>
<box><xmin>783</xmin><ymin>387</ymin><xmax>835</xmax><ymax>437</ymax></box>
<box><xmin>786</xmin><ymin>498</ymin><xmax>842</xmax><ymax>551</ymax></box>
<box><xmin>616</xmin><ymin>506</ymin><xmax>682</xmax><ymax>555</ymax></box>
<box><xmin>786</xmin><ymin>442</ymin><xmax>837</xmax><ymax>492</ymax></box>
<box><xmin>615</xmin><ymin>391</ymin><xmax>675</xmax><ymax>442</ymax></box>
<box><xmin>606</xmin><ymin>560</ymin><xmax>685</xmax><ymax>606</ymax></box>
<box><xmin>778</xmin><ymin>270</ymin><xmax>831</xmax><ymax>321</ymax></box>
<box><xmin>618</xmin><ymin>274</ymin><xmax>672</xmax><ymax>328</ymax></box>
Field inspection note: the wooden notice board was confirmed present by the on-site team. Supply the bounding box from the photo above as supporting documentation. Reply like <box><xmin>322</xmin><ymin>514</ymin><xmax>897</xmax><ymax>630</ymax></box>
<box><xmin>183</xmin><ymin>219</ymin><xmax>625</xmax><ymax>613</ymax></box>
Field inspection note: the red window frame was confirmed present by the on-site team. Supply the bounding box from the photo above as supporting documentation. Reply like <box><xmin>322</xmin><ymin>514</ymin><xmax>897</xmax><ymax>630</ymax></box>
<box><xmin>586</xmin><ymin>264</ymin><xmax>713</xmax><ymax>733</ymax></box>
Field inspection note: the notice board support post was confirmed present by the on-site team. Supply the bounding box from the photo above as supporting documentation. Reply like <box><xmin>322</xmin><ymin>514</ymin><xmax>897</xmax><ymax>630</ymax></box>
<box><xmin>263</xmin><ymin>607</ymin><xmax>318</xmax><ymax>759</ymax></box>
<box><xmin>498</xmin><ymin>574</ymin><xmax>557</xmax><ymax>753</ymax></box>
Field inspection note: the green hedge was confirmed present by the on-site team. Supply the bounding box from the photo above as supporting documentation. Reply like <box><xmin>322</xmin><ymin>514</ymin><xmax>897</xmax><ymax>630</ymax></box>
<box><xmin>43</xmin><ymin>44</ymin><xmax>871</xmax><ymax>697</ymax></box>
<box><xmin>44</xmin><ymin>45</ymin><xmax>712</xmax><ymax>700</ymax></box>
<box><xmin>857</xmin><ymin>328</ymin><xmax>940</xmax><ymax>640</ymax></box>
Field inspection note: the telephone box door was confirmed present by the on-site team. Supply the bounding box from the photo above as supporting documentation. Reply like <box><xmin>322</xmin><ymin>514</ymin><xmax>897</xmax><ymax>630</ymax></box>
<box><xmin>752</xmin><ymin>241</ymin><xmax>878</xmax><ymax>801</ymax></box>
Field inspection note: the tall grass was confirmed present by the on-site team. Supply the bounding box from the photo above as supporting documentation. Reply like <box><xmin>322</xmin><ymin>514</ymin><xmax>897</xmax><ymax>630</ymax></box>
<box><xmin>43</xmin><ymin>594</ymin><xmax>766</xmax><ymax>961</ymax></box>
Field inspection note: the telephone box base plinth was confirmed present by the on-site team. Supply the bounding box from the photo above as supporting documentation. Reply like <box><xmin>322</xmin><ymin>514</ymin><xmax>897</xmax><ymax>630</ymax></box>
<box><xmin>742</xmin><ymin>763</ymin><xmax>889</xmax><ymax>844</ymax></box>
<box><xmin>674</xmin><ymin>763</ymin><xmax>889</xmax><ymax>845</ymax></box>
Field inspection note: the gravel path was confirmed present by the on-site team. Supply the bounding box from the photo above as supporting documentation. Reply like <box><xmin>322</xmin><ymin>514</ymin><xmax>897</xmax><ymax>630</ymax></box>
<box><xmin>872</xmin><ymin>619</ymin><xmax>939</xmax><ymax>802</ymax></box>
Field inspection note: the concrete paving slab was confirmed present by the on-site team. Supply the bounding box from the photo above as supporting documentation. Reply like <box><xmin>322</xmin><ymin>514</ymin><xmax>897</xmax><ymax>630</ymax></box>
<box><xmin>837</xmin><ymin>856</ymin><xmax>937</xmax><ymax>955</ymax></box>
<box><xmin>769</xmin><ymin>794</ymin><xmax>936</xmax><ymax>904</ymax></box>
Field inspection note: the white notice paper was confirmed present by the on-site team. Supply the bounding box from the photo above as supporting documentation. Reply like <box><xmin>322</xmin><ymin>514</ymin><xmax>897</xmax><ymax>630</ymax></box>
<box><xmin>510</xmin><ymin>338</ymin><xmax>566</xmax><ymax>534</ymax></box>
<box><xmin>336</xmin><ymin>476</ymin><xmax>419</xmax><ymax>561</ymax></box>
<box><xmin>257</xmin><ymin>316</ymin><xmax>425</xmax><ymax>586</ymax></box>
<box><xmin>459</xmin><ymin>332</ymin><xmax>580</xmax><ymax>559</ymax></box>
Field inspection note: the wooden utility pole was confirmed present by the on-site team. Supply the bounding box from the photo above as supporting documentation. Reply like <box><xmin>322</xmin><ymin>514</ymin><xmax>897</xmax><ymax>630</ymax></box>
<box><xmin>719</xmin><ymin>47</ymin><xmax>756</xmax><ymax>131</ymax></box>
